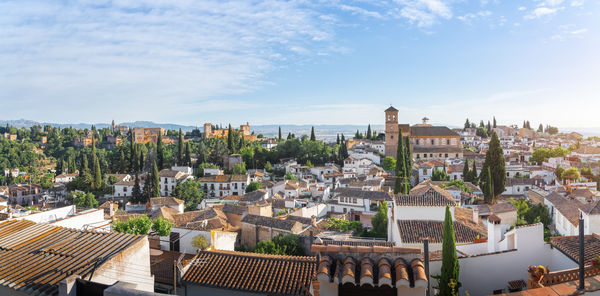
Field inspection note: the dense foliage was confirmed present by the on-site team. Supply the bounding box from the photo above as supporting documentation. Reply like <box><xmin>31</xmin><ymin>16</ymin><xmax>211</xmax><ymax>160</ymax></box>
<box><xmin>479</xmin><ymin>132</ymin><xmax>506</xmax><ymax>204</ymax></box>
<box><xmin>253</xmin><ymin>234</ymin><xmax>304</xmax><ymax>256</ymax></box>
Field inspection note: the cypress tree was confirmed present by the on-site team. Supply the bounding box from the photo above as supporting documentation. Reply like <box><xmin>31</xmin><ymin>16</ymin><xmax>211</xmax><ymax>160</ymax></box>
<box><xmin>139</xmin><ymin>150</ymin><xmax>144</xmax><ymax>172</ymax></box>
<box><xmin>227</xmin><ymin>125</ymin><xmax>233</xmax><ymax>152</ymax></box>
<box><xmin>366</xmin><ymin>124</ymin><xmax>372</xmax><ymax>139</ymax></box>
<box><xmin>463</xmin><ymin>119</ymin><xmax>470</xmax><ymax>130</ymax></box>
<box><xmin>157</xmin><ymin>132</ymin><xmax>164</xmax><ymax>170</ymax></box>
<box><xmin>394</xmin><ymin>133</ymin><xmax>406</xmax><ymax>194</ymax></box>
<box><xmin>493</xmin><ymin>116</ymin><xmax>497</xmax><ymax>128</ymax></box>
<box><xmin>310</xmin><ymin>126</ymin><xmax>316</xmax><ymax>141</ymax></box>
<box><xmin>91</xmin><ymin>137</ymin><xmax>102</xmax><ymax>190</ymax></box>
<box><xmin>341</xmin><ymin>134</ymin><xmax>345</xmax><ymax>142</ymax></box>
<box><xmin>470</xmin><ymin>161</ymin><xmax>478</xmax><ymax>186</ymax></box>
<box><xmin>336</xmin><ymin>134</ymin><xmax>340</xmax><ymax>145</ymax></box>
<box><xmin>439</xmin><ymin>206</ymin><xmax>460</xmax><ymax>296</ymax></box>
<box><xmin>479</xmin><ymin>132</ymin><xmax>505</xmax><ymax>203</ymax></box>
<box><xmin>152</xmin><ymin>161</ymin><xmax>160</xmax><ymax>198</ymax></box>
<box><xmin>132</xmin><ymin>173</ymin><xmax>141</xmax><ymax>203</ymax></box>
<box><xmin>462</xmin><ymin>161</ymin><xmax>470</xmax><ymax>182</ymax></box>
<box><xmin>404</xmin><ymin>136</ymin><xmax>412</xmax><ymax>190</ymax></box>
<box><xmin>278</xmin><ymin>126</ymin><xmax>282</xmax><ymax>141</ymax></box>
<box><xmin>287</xmin><ymin>132</ymin><xmax>292</xmax><ymax>140</ymax></box>
<box><xmin>355</xmin><ymin>130</ymin><xmax>360</xmax><ymax>139</ymax></box>
<box><xmin>178</xmin><ymin>128</ymin><xmax>184</xmax><ymax>165</ymax></box>
<box><xmin>119</xmin><ymin>150</ymin><xmax>126</xmax><ymax>173</ymax></box>
<box><xmin>129</xmin><ymin>133</ymin><xmax>135</xmax><ymax>172</ymax></box>
<box><xmin>185</xmin><ymin>142</ymin><xmax>192</xmax><ymax>167</ymax></box>
<box><xmin>92</xmin><ymin>153</ymin><xmax>102</xmax><ymax>190</ymax></box>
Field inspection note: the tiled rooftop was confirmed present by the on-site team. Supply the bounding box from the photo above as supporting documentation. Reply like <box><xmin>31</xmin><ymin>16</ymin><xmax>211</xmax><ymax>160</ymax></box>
<box><xmin>0</xmin><ymin>219</ymin><xmax>145</xmax><ymax>295</ymax></box>
<box><xmin>397</xmin><ymin>219</ymin><xmax>486</xmax><ymax>244</ymax></box>
<box><xmin>550</xmin><ymin>234</ymin><xmax>600</xmax><ymax>264</ymax></box>
<box><xmin>182</xmin><ymin>250</ymin><xmax>316</xmax><ymax>296</ymax></box>
<box><xmin>395</xmin><ymin>183</ymin><xmax>456</xmax><ymax>207</ymax></box>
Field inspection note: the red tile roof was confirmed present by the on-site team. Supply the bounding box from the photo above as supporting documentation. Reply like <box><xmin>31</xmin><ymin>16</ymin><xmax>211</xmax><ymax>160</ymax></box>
<box><xmin>182</xmin><ymin>250</ymin><xmax>316</xmax><ymax>295</ymax></box>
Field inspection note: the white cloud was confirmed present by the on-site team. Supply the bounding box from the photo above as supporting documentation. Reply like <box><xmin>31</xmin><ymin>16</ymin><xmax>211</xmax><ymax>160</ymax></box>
<box><xmin>571</xmin><ymin>0</ymin><xmax>584</xmax><ymax>7</ymax></box>
<box><xmin>394</xmin><ymin>0</ymin><xmax>453</xmax><ymax>27</ymax></box>
<box><xmin>457</xmin><ymin>10</ymin><xmax>492</xmax><ymax>24</ymax></box>
<box><xmin>525</xmin><ymin>7</ymin><xmax>561</xmax><ymax>19</ymax></box>
<box><xmin>544</xmin><ymin>0</ymin><xmax>564</xmax><ymax>6</ymax></box>
<box><xmin>338</xmin><ymin>4</ymin><xmax>383</xmax><ymax>18</ymax></box>
<box><xmin>518</xmin><ymin>6</ymin><xmax>527</xmax><ymax>11</ymax></box>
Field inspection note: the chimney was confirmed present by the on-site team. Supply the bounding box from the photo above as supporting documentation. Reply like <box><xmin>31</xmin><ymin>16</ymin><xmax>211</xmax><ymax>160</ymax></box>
<box><xmin>487</xmin><ymin>214</ymin><xmax>502</xmax><ymax>253</ymax></box>
<box><xmin>473</xmin><ymin>206</ymin><xmax>479</xmax><ymax>224</ymax></box>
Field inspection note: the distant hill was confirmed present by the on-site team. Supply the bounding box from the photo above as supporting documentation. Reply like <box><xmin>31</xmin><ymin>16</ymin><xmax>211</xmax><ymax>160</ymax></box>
<box><xmin>2</xmin><ymin>119</ymin><xmax>594</xmax><ymax>138</ymax></box>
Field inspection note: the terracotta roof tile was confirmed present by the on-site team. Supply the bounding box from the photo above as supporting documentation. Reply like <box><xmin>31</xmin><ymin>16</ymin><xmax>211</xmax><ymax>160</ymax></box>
<box><xmin>550</xmin><ymin>234</ymin><xmax>600</xmax><ymax>264</ymax></box>
<box><xmin>396</xmin><ymin>219</ymin><xmax>486</xmax><ymax>244</ymax></box>
<box><xmin>182</xmin><ymin>250</ymin><xmax>316</xmax><ymax>296</ymax></box>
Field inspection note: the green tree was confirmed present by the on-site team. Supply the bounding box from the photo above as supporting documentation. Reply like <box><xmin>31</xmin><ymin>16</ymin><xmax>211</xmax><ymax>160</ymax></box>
<box><xmin>463</xmin><ymin>119</ymin><xmax>470</xmax><ymax>131</ymax></box>
<box><xmin>185</xmin><ymin>142</ymin><xmax>192</xmax><ymax>167</ymax></box>
<box><xmin>394</xmin><ymin>133</ymin><xmax>407</xmax><ymax>194</ymax></box>
<box><xmin>191</xmin><ymin>235</ymin><xmax>209</xmax><ymax>250</ymax></box>
<box><xmin>561</xmin><ymin>167</ymin><xmax>580</xmax><ymax>182</ymax></box>
<box><xmin>470</xmin><ymin>161</ymin><xmax>478</xmax><ymax>186</ymax></box>
<box><xmin>462</xmin><ymin>161</ymin><xmax>470</xmax><ymax>182</ymax></box>
<box><xmin>479</xmin><ymin>132</ymin><xmax>505</xmax><ymax>203</ymax></box>
<box><xmin>227</xmin><ymin>124</ymin><xmax>234</xmax><ymax>152</ymax></box>
<box><xmin>246</xmin><ymin>181</ymin><xmax>262</xmax><ymax>193</ymax></box>
<box><xmin>383</xmin><ymin>156</ymin><xmax>396</xmax><ymax>171</ymax></box>
<box><xmin>178</xmin><ymin>129</ymin><xmax>184</xmax><ymax>166</ymax></box>
<box><xmin>131</xmin><ymin>173</ymin><xmax>142</xmax><ymax>203</ymax></box>
<box><xmin>555</xmin><ymin>165</ymin><xmax>564</xmax><ymax>182</ymax></box>
<box><xmin>404</xmin><ymin>136</ymin><xmax>412</xmax><ymax>188</ymax></box>
<box><xmin>129</xmin><ymin>133</ymin><xmax>135</xmax><ymax>172</ymax></box>
<box><xmin>366</xmin><ymin>124</ymin><xmax>372</xmax><ymax>139</ymax></box>
<box><xmin>117</xmin><ymin>149</ymin><xmax>125</xmax><ymax>173</ymax></box>
<box><xmin>537</xmin><ymin>124</ymin><xmax>544</xmax><ymax>133</ymax></box>
<box><xmin>432</xmin><ymin>167</ymin><xmax>449</xmax><ymax>181</ymax></box>
<box><xmin>113</xmin><ymin>216</ymin><xmax>152</xmax><ymax>235</ymax></box>
<box><xmin>439</xmin><ymin>206</ymin><xmax>460</xmax><ymax>296</ymax></box>
<box><xmin>71</xmin><ymin>191</ymin><xmax>98</xmax><ymax>209</ymax></box>
<box><xmin>253</xmin><ymin>234</ymin><xmax>304</xmax><ymax>256</ymax></box>
<box><xmin>174</xmin><ymin>179</ymin><xmax>203</xmax><ymax>211</ymax></box>
<box><xmin>493</xmin><ymin>116</ymin><xmax>497</xmax><ymax>128</ymax></box>
<box><xmin>232</xmin><ymin>162</ymin><xmax>247</xmax><ymax>175</ymax></box>
<box><xmin>151</xmin><ymin>217</ymin><xmax>172</xmax><ymax>236</ymax></box>
<box><xmin>278</xmin><ymin>126</ymin><xmax>282</xmax><ymax>141</ymax></box>
<box><xmin>284</xmin><ymin>172</ymin><xmax>298</xmax><ymax>181</ymax></box>
<box><xmin>152</xmin><ymin>161</ymin><xmax>160</xmax><ymax>197</ymax></box>
<box><xmin>370</xmin><ymin>201</ymin><xmax>388</xmax><ymax>238</ymax></box>
<box><xmin>310</xmin><ymin>126</ymin><xmax>316</xmax><ymax>141</ymax></box>
<box><xmin>157</xmin><ymin>132</ymin><xmax>164</xmax><ymax>170</ymax></box>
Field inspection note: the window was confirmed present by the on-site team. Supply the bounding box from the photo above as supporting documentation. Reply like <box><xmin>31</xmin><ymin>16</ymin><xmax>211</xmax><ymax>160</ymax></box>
<box><xmin>431</xmin><ymin>139</ymin><xmax>434</xmax><ymax>145</ymax></box>
<box><xmin>445</xmin><ymin>154</ymin><xmax>448</xmax><ymax>158</ymax></box>
<box><xmin>430</xmin><ymin>154</ymin><xmax>433</xmax><ymax>158</ymax></box>
<box><xmin>387</xmin><ymin>115</ymin><xmax>390</xmax><ymax>121</ymax></box>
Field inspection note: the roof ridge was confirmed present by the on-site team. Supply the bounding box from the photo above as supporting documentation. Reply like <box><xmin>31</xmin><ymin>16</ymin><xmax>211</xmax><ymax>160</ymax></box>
<box><xmin>201</xmin><ymin>250</ymin><xmax>317</xmax><ymax>261</ymax></box>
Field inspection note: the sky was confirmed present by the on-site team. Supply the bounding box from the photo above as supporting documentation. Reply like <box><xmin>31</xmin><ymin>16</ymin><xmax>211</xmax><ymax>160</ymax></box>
<box><xmin>1</xmin><ymin>0</ymin><xmax>599</xmax><ymax>129</ymax></box>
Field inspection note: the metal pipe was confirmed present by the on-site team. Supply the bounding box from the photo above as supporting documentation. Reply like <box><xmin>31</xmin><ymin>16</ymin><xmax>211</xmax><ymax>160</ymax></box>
<box><xmin>579</xmin><ymin>213</ymin><xmax>585</xmax><ymax>291</ymax></box>
<box><xmin>424</xmin><ymin>238</ymin><xmax>430</xmax><ymax>296</ymax></box>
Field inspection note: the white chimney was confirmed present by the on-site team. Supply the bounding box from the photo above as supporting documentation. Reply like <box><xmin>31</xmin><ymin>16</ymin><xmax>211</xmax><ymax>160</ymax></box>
<box><xmin>473</xmin><ymin>207</ymin><xmax>479</xmax><ymax>224</ymax></box>
<box><xmin>487</xmin><ymin>214</ymin><xmax>502</xmax><ymax>253</ymax></box>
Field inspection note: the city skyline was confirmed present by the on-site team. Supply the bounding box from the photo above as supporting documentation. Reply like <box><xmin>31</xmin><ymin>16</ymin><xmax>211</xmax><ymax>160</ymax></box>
<box><xmin>1</xmin><ymin>0</ymin><xmax>598</xmax><ymax>128</ymax></box>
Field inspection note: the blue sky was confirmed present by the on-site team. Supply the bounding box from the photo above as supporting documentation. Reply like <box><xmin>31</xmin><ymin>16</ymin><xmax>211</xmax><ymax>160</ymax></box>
<box><xmin>1</xmin><ymin>0</ymin><xmax>598</xmax><ymax>128</ymax></box>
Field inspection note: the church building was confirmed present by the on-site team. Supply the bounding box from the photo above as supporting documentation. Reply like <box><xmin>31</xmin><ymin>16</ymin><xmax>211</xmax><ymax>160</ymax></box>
<box><xmin>384</xmin><ymin>106</ymin><xmax>462</xmax><ymax>161</ymax></box>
